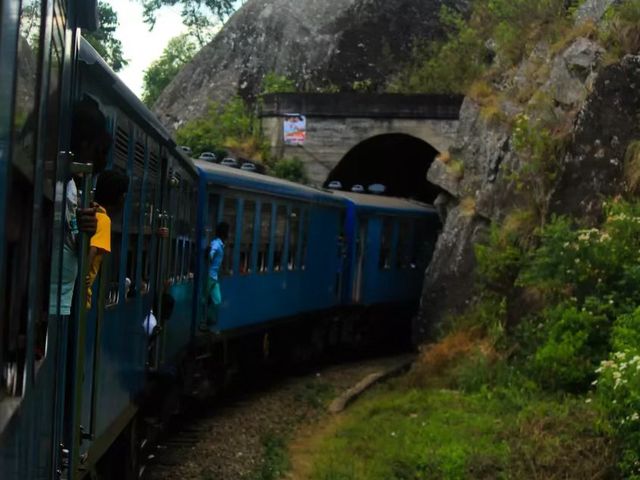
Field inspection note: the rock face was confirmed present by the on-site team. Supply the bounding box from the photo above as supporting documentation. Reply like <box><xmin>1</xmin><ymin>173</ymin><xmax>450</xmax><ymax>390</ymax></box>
<box><xmin>575</xmin><ymin>0</ymin><xmax>622</xmax><ymax>24</ymax></box>
<box><xmin>153</xmin><ymin>0</ymin><xmax>467</xmax><ymax>131</ymax></box>
<box><xmin>418</xmin><ymin>37</ymin><xmax>640</xmax><ymax>337</ymax></box>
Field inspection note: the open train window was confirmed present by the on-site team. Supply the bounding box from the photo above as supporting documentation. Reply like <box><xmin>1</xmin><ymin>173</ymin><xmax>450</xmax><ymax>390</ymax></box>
<box><xmin>125</xmin><ymin>140</ymin><xmax>144</xmax><ymax>299</ymax></box>
<box><xmin>221</xmin><ymin>197</ymin><xmax>237</xmax><ymax>276</ymax></box>
<box><xmin>413</xmin><ymin>221</ymin><xmax>433</xmax><ymax>270</ymax></box>
<box><xmin>273</xmin><ymin>205</ymin><xmax>288</xmax><ymax>272</ymax></box>
<box><xmin>396</xmin><ymin>219</ymin><xmax>414</xmax><ymax>269</ymax></box>
<box><xmin>140</xmin><ymin>149</ymin><xmax>160</xmax><ymax>293</ymax></box>
<box><xmin>288</xmin><ymin>207</ymin><xmax>300</xmax><ymax>270</ymax></box>
<box><xmin>239</xmin><ymin>200</ymin><xmax>255</xmax><ymax>274</ymax></box>
<box><xmin>187</xmin><ymin>188</ymin><xmax>197</xmax><ymax>280</ymax></box>
<box><xmin>300</xmin><ymin>209</ymin><xmax>310</xmax><ymax>270</ymax></box>
<box><xmin>258</xmin><ymin>202</ymin><xmax>272</xmax><ymax>273</ymax></box>
<box><xmin>378</xmin><ymin>217</ymin><xmax>393</xmax><ymax>270</ymax></box>
<box><xmin>105</xmin><ymin>122</ymin><xmax>130</xmax><ymax>305</ymax></box>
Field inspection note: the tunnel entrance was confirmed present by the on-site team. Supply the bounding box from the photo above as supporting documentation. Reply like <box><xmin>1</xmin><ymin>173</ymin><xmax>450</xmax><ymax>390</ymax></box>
<box><xmin>324</xmin><ymin>134</ymin><xmax>442</xmax><ymax>203</ymax></box>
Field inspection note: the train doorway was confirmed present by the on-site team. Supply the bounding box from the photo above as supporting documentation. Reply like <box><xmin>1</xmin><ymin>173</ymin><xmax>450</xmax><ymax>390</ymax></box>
<box><xmin>324</xmin><ymin>134</ymin><xmax>441</xmax><ymax>203</ymax></box>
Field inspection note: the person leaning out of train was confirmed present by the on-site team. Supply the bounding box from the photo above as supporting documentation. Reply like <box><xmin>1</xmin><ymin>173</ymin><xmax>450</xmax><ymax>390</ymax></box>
<box><xmin>201</xmin><ymin>221</ymin><xmax>230</xmax><ymax>331</ymax></box>
<box><xmin>49</xmin><ymin>98</ymin><xmax>112</xmax><ymax>316</ymax></box>
<box><xmin>85</xmin><ymin>170</ymin><xmax>129</xmax><ymax>309</ymax></box>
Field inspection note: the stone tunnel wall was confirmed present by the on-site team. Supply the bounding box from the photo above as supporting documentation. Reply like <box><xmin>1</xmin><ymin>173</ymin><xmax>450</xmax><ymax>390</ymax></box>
<box><xmin>259</xmin><ymin>93</ymin><xmax>462</xmax><ymax>185</ymax></box>
<box><xmin>261</xmin><ymin>116</ymin><xmax>460</xmax><ymax>185</ymax></box>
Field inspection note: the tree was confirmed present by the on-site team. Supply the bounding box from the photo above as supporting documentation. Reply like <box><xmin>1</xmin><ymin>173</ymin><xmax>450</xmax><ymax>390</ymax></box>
<box><xmin>84</xmin><ymin>2</ymin><xmax>128</xmax><ymax>72</ymax></box>
<box><xmin>140</xmin><ymin>0</ymin><xmax>239</xmax><ymax>46</ymax></box>
<box><xmin>142</xmin><ymin>34</ymin><xmax>197</xmax><ymax>106</ymax></box>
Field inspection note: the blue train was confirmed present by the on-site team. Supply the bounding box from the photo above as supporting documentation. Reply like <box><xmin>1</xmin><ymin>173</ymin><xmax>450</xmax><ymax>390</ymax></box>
<box><xmin>0</xmin><ymin>3</ymin><xmax>440</xmax><ymax>479</ymax></box>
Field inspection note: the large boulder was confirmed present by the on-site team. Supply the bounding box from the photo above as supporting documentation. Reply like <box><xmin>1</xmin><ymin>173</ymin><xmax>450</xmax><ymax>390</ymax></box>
<box><xmin>153</xmin><ymin>0</ymin><xmax>468</xmax><ymax>131</ymax></box>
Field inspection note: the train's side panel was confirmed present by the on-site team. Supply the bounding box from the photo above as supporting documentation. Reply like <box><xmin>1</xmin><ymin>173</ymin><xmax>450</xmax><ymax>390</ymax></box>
<box><xmin>218</xmin><ymin>205</ymin><xmax>342</xmax><ymax>330</ymax></box>
<box><xmin>200</xmin><ymin>184</ymin><xmax>344</xmax><ymax>332</ymax></box>
<box><xmin>358</xmin><ymin>212</ymin><xmax>440</xmax><ymax>306</ymax></box>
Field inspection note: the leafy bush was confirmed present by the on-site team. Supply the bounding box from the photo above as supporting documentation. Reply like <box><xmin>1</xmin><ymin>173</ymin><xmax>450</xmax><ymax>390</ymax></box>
<box><xmin>596</xmin><ymin>308</ymin><xmax>640</xmax><ymax>476</ymax></box>
<box><xmin>176</xmin><ymin>97</ymin><xmax>268</xmax><ymax>159</ymax></box>
<box><xmin>261</xmin><ymin>72</ymin><xmax>297</xmax><ymax>95</ymax></box>
<box><xmin>531</xmin><ymin>301</ymin><xmax>609</xmax><ymax>391</ymax></box>
<box><xmin>596</xmin><ymin>340</ymin><xmax>640</xmax><ymax>478</ymax></box>
<box><xmin>519</xmin><ymin>200</ymin><xmax>640</xmax><ymax>311</ymax></box>
<box><xmin>272</xmin><ymin>157</ymin><xmax>307</xmax><ymax>184</ymax></box>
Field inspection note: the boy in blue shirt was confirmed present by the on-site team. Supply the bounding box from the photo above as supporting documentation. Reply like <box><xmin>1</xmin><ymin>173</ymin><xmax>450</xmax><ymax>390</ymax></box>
<box><xmin>201</xmin><ymin>222</ymin><xmax>230</xmax><ymax>331</ymax></box>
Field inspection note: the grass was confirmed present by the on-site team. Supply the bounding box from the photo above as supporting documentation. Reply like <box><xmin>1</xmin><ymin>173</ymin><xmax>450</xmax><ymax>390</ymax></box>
<box><xmin>247</xmin><ymin>433</ymin><xmax>291</xmax><ymax>480</ymax></box>
<box><xmin>309</xmin><ymin>383</ymin><xmax>613</xmax><ymax>480</ymax></box>
<box><xmin>294</xmin><ymin>379</ymin><xmax>336</xmax><ymax>410</ymax></box>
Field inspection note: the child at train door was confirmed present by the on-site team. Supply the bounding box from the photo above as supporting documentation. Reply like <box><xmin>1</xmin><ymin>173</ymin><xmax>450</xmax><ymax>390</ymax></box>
<box><xmin>201</xmin><ymin>221</ymin><xmax>230</xmax><ymax>331</ymax></box>
<box><xmin>85</xmin><ymin>170</ymin><xmax>129</xmax><ymax>309</ymax></box>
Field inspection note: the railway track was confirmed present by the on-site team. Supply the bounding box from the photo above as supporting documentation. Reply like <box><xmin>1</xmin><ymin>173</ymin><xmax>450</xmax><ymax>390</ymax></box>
<box><xmin>143</xmin><ymin>353</ymin><xmax>414</xmax><ymax>480</ymax></box>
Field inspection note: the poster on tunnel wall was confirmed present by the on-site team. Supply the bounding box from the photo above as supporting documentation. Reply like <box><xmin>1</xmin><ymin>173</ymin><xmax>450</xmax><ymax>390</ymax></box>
<box><xmin>283</xmin><ymin>114</ymin><xmax>306</xmax><ymax>145</ymax></box>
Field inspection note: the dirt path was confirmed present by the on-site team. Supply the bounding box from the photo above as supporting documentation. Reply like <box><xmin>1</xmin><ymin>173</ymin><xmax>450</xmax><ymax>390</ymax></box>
<box><xmin>145</xmin><ymin>354</ymin><xmax>413</xmax><ymax>480</ymax></box>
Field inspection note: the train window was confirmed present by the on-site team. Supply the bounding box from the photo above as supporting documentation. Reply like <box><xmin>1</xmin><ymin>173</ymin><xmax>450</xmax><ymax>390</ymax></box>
<box><xmin>413</xmin><ymin>221</ymin><xmax>433</xmax><ymax>270</ymax></box>
<box><xmin>221</xmin><ymin>197</ymin><xmax>237</xmax><ymax>276</ymax></box>
<box><xmin>105</xmin><ymin>165</ymin><xmax>126</xmax><ymax>307</ymax></box>
<box><xmin>378</xmin><ymin>218</ymin><xmax>393</xmax><ymax>270</ymax></box>
<box><xmin>258</xmin><ymin>203</ymin><xmax>272</xmax><ymax>273</ymax></box>
<box><xmin>273</xmin><ymin>205</ymin><xmax>288</xmax><ymax>272</ymax></box>
<box><xmin>396</xmin><ymin>219</ymin><xmax>413</xmax><ymax>269</ymax></box>
<box><xmin>1</xmin><ymin>1</ymin><xmax>42</xmax><ymax>399</ymax></box>
<box><xmin>239</xmin><ymin>201</ymin><xmax>255</xmax><ymax>274</ymax></box>
<box><xmin>126</xmin><ymin>164</ymin><xmax>143</xmax><ymax>299</ymax></box>
<box><xmin>187</xmin><ymin>187</ymin><xmax>197</xmax><ymax>281</ymax></box>
<box><xmin>300</xmin><ymin>209</ymin><xmax>309</xmax><ymax>270</ymax></box>
<box><xmin>288</xmin><ymin>207</ymin><xmax>300</xmax><ymax>270</ymax></box>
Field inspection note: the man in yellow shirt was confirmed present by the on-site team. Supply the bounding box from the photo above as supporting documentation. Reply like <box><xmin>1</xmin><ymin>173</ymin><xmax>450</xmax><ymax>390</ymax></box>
<box><xmin>85</xmin><ymin>170</ymin><xmax>129</xmax><ymax>308</ymax></box>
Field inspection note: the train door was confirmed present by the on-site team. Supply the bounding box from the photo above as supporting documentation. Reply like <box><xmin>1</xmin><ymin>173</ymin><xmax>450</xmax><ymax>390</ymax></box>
<box><xmin>0</xmin><ymin>1</ymin><xmax>97</xmax><ymax>479</ymax></box>
<box><xmin>353</xmin><ymin>219</ymin><xmax>368</xmax><ymax>303</ymax></box>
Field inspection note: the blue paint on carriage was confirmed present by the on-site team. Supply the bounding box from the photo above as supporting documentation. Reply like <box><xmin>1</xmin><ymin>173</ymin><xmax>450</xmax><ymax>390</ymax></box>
<box><xmin>214</xmin><ymin>207</ymin><xmax>343</xmax><ymax>331</ymax></box>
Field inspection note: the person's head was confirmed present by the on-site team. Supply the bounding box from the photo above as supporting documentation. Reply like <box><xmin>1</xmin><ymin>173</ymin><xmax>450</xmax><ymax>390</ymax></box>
<box><xmin>215</xmin><ymin>222</ymin><xmax>230</xmax><ymax>242</ymax></box>
<box><xmin>94</xmin><ymin>170</ymin><xmax>129</xmax><ymax>211</ymax></box>
<box><xmin>70</xmin><ymin>98</ymin><xmax>112</xmax><ymax>174</ymax></box>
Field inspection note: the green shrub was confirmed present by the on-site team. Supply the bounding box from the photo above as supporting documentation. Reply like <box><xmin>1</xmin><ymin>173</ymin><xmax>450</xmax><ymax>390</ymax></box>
<box><xmin>272</xmin><ymin>157</ymin><xmax>307</xmax><ymax>184</ymax></box>
<box><xmin>596</xmin><ymin>336</ymin><xmax>640</xmax><ymax>478</ymax></box>
<box><xmin>261</xmin><ymin>72</ymin><xmax>297</xmax><ymax>95</ymax></box>
<box><xmin>176</xmin><ymin>97</ymin><xmax>268</xmax><ymax>160</ymax></box>
<box><xmin>532</xmin><ymin>301</ymin><xmax>609</xmax><ymax>391</ymax></box>
<box><xmin>518</xmin><ymin>200</ymin><xmax>640</xmax><ymax>311</ymax></box>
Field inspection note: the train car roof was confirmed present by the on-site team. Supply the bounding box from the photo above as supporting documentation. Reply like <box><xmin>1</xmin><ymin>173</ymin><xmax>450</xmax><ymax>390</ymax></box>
<box><xmin>332</xmin><ymin>191</ymin><xmax>437</xmax><ymax>216</ymax></box>
<box><xmin>78</xmin><ymin>38</ymin><xmax>197</xmax><ymax>177</ymax></box>
<box><xmin>195</xmin><ymin>160</ymin><xmax>344</xmax><ymax>205</ymax></box>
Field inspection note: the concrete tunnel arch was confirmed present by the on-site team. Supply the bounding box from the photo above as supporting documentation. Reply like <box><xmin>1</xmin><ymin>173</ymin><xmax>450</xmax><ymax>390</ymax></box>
<box><xmin>324</xmin><ymin>133</ymin><xmax>442</xmax><ymax>203</ymax></box>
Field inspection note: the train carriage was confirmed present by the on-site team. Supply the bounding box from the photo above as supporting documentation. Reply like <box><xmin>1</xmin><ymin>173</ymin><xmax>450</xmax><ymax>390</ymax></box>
<box><xmin>195</xmin><ymin>160</ymin><xmax>346</xmax><ymax>334</ymax></box>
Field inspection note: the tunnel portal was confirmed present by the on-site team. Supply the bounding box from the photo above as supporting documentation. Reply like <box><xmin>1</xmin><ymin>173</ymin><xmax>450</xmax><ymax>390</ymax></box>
<box><xmin>324</xmin><ymin>134</ymin><xmax>442</xmax><ymax>203</ymax></box>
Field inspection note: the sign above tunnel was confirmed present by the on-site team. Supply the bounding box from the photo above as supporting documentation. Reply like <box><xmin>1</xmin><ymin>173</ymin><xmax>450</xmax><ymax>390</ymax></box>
<box><xmin>283</xmin><ymin>114</ymin><xmax>306</xmax><ymax>145</ymax></box>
